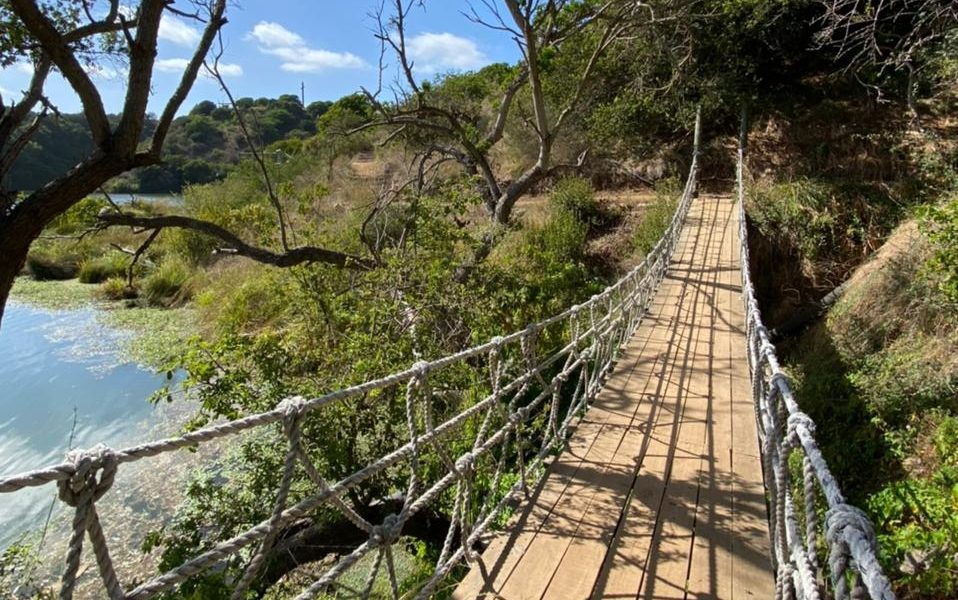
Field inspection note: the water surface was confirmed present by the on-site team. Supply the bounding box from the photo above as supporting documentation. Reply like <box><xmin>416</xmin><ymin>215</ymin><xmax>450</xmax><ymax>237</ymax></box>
<box><xmin>0</xmin><ymin>302</ymin><xmax>168</xmax><ymax>547</ymax></box>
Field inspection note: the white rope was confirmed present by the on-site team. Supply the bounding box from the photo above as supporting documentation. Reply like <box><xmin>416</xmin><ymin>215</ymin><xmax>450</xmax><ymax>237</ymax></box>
<box><xmin>736</xmin><ymin>111</ymin><xmax>895</xmax><ymax>600</ymax></box>
<box><xmin>0</xmin><ymin>115</ymin><xmax>700</xmax><ymax>598</ymax></box>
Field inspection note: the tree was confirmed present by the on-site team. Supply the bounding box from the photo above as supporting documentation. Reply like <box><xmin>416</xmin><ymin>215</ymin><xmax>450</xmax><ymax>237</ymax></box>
<box><xmin>363</xmin><ymin>0</ymin><xmax>638</xmax><ymax>260</ymax></box>
<box><xmin>818</xmin><ymin>0</ymin><xmax>958</xmax><ymax>106</ymax></box>
<box><xmin>190</xmin><ymin>99</ymin><xmax>217</xmax><ymax>116</ymax></box>
<box><xmin>0</xmin><ymin>0</ymin><xmax>228</xmax><ymax>326</ymax></box>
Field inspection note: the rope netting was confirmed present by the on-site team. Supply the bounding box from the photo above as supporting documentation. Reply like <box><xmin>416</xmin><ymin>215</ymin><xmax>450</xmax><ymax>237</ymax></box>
<box><xmin>0</xmin><ymin>122</ymin><xmax>700</xmax><ymax>598</ymax></box>
<box><xmin>736</xmin><ymin>114</ymin><xmax>895</xmax><ymax>600</ymax></box>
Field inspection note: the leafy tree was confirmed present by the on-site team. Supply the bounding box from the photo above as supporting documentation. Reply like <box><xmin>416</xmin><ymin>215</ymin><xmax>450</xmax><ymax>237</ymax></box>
<box><xmin>0</xmin><ymin>0</ymin><xmax>227</xmax><ymax>325</ymax></box>
<box><xmin>190</xmin><ymin>100</ymin><xmax>217</xmax><ymax>116</ymax></box>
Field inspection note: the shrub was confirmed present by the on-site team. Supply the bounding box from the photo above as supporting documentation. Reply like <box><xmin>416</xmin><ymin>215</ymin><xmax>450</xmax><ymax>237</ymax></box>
<box><xmin>849</xmin><ymin>335</ymin><xmax>958</xmax><ymax>427</ymax></box>
<box><xmin>920</xmin><ymin>197</ymin><xmax>958</xmax><ymax>304</ymax></box>
<box><xmin>633</xmin><ymin>180</ymin><xmax>679</xmax><ymax>256</ymax></box>
<box><xmin>200</xmin><ymin>265</ymin><xmax>292</xmax><ymax>333</ymax></box>
<box><xmin>49</xmin><ymin>196</ymin><xmax>108</xmax><ymax>235</ymax></box>
<box><xmin>78</xmin><ymin>251</ymin><xmax>129</xmax><ymax>284</ymax></box>
<box><xmin>25</xmin><ymin>251</ymin><xmax>80</xmax><ymax>280</ymax></box>
<box><xmin>867</xmin><ymin>467</ymin><xmax>958</xmax><ymax>597</ymax></box>
<box><xmin>99</xmin><ymin>277</ymin><xmax>137</xmax><ymax>301</ymax></box>
<box><xmin>550</xmin><ymin>177</ymin><xmax>600</xmax><ymax>225</ymax></box>
<box><xmin>143</xmin><ymin>257</ymin><xmax>193</xmax><ymax>306</ymax></box>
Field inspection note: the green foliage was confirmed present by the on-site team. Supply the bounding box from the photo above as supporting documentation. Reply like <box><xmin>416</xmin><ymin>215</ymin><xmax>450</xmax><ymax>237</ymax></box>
<box><xmin>633</xmin><ymin>179</ymin><xmax>679</xmax><ymax>256</ymax></box>
<box><xmin>868</xmin><ymin>465</ymin><xmax>958</xmax><ymax>597</ymax></box>
<box><xmin>143</xmin><ymin>257</ymin><xmax>193</xmax><ymax>306</ymax></box>
<box><xmin>936</xmin><ymin>416</ymin><xmax>958</xmax><ymax>467</ymax></box>
<box><xmin>920</xmin><ymin>198</ymin><xmax>958</xmax><ymax>304</ymax></box>
<box><xmin>316</xmin><ymin>93</ymin><xmax>373</xmax><ymax>134</ymax></box>
<box><xmin>550</xmin><ymin>177</ymin><xmax>601</xmax><ymax>226</ymax></box>
<box><xmin>25</xmin><ymin>248</ymin><xmax>81</xmax><ymax>281</ymax></box>
<box><xmin>49</xmin><ymin>196</ymin><xmax>108</xmax><ymax>234</ymax></box>
<box><xmin>0</xmin><ymin>535</ymin><xmax>50</xmax><ymax>599</ymax></box>
<box><xmin>78</xmin><ymin>251</ymin><xmax>128</xmax><ymax>284</ymax></box>
<box><xmin>784</xmin><ymin>324</ymin><xmax>893</xmax><ymax>501</ymax></box>
<box><xmin>99</xmin><ymin>276</ymin><xmax>135</xmax><ymax>300</ymax></box>
<box><xmin>850</xmin><ymin>335</ymin><xmax>958</xmax><ymax>427</ymax></box>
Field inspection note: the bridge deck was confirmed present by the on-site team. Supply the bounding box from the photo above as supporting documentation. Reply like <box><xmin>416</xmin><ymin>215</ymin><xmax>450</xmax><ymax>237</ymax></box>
<box><xmin>454</xmin><ymin>195</ymin><xmax>774</xmax><ymax>599</ymax></box>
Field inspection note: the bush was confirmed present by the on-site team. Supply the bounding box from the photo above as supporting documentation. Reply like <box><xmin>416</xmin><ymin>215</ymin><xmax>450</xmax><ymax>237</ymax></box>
<box><xmin>99</xmin><ymin>277</ymin><xmax>137</xmax><ymax>301</ymax></box>
<box><xmin>550</xmin><ymin>177</ymin><xmax>601</xmax><ymax>225</ymax></box>
<box><xmin>25</xmin><ymin>251</ymin><xmax>80</xmax><ymax>280</ymax></box>
<box><xmin>920</xmin><ymin>197</ymin><xmax>958</xmax><ymax>304</ymax></box>
<box><xmin>49</xmin><ymin>196</ymin><xmax>108</xmax><ymax>235</ymax></box>
<box><xmin>143</xmin><ymin>257</ymin><xmax>193</xmax><ymax>306</ymax></box>
<box><xmin>867</xmin><ymin>466</ymin><xmax>958</xmax><ymax>597</ymax></box>
<box><xmin>850</xmin><ymin>335</ymin><xmax>958</xmax><ymax>427</ymax></box>
<box><xmin>78</xmin><ymin>251</ymin><xmax>128</xmax><ymax>284</ymax></box>
<box><xmin>633</xmin><ymin>180</ymin><xmax>679</xmax><ymax>256</ymax></box>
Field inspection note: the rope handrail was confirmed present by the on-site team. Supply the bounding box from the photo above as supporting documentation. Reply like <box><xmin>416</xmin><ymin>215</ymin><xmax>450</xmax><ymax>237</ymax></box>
<box><xmin>1</xmin><ymin>115</ymin><xmax>702</xmax><ymax>599</ymax></box>
<box><xmin>735</xmin><ymin>111</ymin><xmax>896</xmax><ymax>600</ymax></box>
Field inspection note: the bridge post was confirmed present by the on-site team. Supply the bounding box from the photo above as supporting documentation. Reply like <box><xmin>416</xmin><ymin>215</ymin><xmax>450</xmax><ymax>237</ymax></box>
<box><xmin>738</xmin><ymin>107</ymin><xmax>748</xmax><ymax>201</ymax></box>
<box><xmin>693</xmin><ymin>105</ymin><xmax>702</xmax><ymax>164</ymax></box>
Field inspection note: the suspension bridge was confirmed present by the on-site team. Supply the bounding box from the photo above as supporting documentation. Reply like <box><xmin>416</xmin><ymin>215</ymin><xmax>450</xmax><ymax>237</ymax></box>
<box><xmin>0</xmin><ymin>115</ymin><xmax>895</xmax><ymax>600</ymax></box>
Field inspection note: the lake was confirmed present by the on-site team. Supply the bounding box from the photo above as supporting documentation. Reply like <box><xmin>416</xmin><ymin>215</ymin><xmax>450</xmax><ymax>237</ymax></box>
<box><xmin>0</xmin><ymin>302</ymin><xmax>171</xmax><ymax>548</ymax></box>
<box><xmin>109</xmin><ymin>192</ymin><xmax>183</xmax><ymax>205</ymax></box>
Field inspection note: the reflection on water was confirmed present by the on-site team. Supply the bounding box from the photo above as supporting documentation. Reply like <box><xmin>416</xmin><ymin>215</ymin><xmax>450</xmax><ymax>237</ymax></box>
<box><xmin>0</xmin><ymin>302</ymin><xmax>168</xmax><ymax>547</ymax></box>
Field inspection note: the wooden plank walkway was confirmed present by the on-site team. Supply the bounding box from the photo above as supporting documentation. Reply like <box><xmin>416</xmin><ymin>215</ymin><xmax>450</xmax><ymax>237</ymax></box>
<box><xmin>453</xmin><ymin>195</ymin><xmax>774</xmax><ymax>600</ymax></box>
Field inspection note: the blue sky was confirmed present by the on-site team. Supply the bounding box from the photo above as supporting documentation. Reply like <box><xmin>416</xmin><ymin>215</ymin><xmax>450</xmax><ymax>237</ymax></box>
<box><xmin>0</xmin><ymin>1</ymin><xmax>520</xmax><ymax>115</ymax></box>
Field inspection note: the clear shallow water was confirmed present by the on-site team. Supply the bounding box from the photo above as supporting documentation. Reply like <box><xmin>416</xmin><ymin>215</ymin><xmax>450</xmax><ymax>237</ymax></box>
<box><xmin>0</xmin><ymin>302</ymin><xmax>168</xmax><ymax>547</ymax></box>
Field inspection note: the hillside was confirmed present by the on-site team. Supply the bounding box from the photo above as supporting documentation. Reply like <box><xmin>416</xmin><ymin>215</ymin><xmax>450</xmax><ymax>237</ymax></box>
<box><xmin>4</xmin><ymin>94</ymin><xmax>333</xmax><ymax>193</ymax></box>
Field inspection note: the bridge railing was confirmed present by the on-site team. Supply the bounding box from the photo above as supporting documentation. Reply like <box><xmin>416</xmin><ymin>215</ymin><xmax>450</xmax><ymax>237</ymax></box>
<box><xmin>736</xmin><ymin>113</ymin><xmax>895</xmax><ymax>600</ymax></box>
<box><xmin>0</xmin><ymin>118</ymin><xmax>700</xmax><ymax>599</ymax></box>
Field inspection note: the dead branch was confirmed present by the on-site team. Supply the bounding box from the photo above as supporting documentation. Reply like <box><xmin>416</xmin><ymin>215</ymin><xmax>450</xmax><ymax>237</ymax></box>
<box><xmin>97</xmin><ymin>212</ymin><xmax>375</xmax><ymax>270</ymax></box>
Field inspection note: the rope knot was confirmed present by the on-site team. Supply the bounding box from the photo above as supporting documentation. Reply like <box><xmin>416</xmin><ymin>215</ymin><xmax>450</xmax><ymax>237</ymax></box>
<box><xmin>455</xmin><ymin>452</ymin><xmax>476</xmax><ymax>477</ymax></box>
<box><xmin>411</xmin><ymin>360</ymin><xmax>429</xmax><ymax>378</ymax></box>
<box><xmin>57</xmin><ymin>444</ymin><xmax>117</xmax><ymax>508</ymax></box>
<box><xmin>768</xmin><ymin>371</ymin><xmax>789</xmax><ymax>392</ymax></box>
<box><xmin>278</xmin><ymin>396</ymin><xmax>308</xmax><ymax>418</ymax></box>
<box><xmin>370</xmin><ymin>513</ymin><xmax>403</xmax><ymax>547</ymax></box>
<box><xmin>786</xmin><ymin>411</ymin><xmax>816</xmax><ymax>445</ymax></box>
<box><xmin>490</xmin><ymin>336</ymin><xmax>504</xmax><ymax>350</ymax></box>
<box><xmin>826</xmin><ymin>503</ymin><xmax>878</xmax><ymax>550</ymax></box>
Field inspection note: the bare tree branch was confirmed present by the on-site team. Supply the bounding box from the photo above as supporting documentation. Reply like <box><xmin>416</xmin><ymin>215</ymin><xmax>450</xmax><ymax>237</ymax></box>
<box><xmin>9</xmin><ymin>0</ymin><xmax>113</xmax><ymax>146</ymax></box>
<box><xmin>97</xmin><ymin>212</ymin><xmax>375</xmax><ymax>270</ymax></box>
<box><xmin>150</xmin><ymin>0</ymin><xmax>228</xmax><ymax>155</ymax></box>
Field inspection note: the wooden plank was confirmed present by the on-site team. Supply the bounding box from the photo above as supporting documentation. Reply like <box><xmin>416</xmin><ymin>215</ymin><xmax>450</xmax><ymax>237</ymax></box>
<box><xmin>489</xmin><ymin>216</ymin><xmax>704</xmax><ymax>599</ymax></box>
<box><xmin>725</xmin><ymin>197</ymin><xmax>776</xmax><ymax>598</ymax></box>
<box><xmin>454</xmin><ymin>196</ymin><xmax>776</xmax><ymax>600</ymax></box>
<box><xmin>540</xmin><ymin>239</ymin><xmax>703</xmax><ymax>599</ymax></box>
<box><xmin>452</xmin><ymin>264</ymin><xmax>685</xmax><ymax>600</ymax></box>
<box><xmin>637</xmin><ymin>198</ymin><xmax>723</xmax><ymax>600</ymax></box>
<box><xmin>591</xmin><ymin>198</ymin><xmax>714</xmax><ymax>599</ymax></box>
<box><xmin>686</xmin><ymin>197</ymin><xmax>735</xmax><ymax>600</ymax></box>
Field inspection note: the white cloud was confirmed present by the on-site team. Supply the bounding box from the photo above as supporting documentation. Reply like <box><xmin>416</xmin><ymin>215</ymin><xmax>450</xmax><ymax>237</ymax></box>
<box><xmin>214</xmin><ymin>63</ymin><xmax>244</xmax><ymax>77</ymax></box>
<box><xmin>248</xmin><ymin>21</ymin><xmax>305</xmax><ymax>49</ymax></box>
<box><xmin>407</xmin><ymin>32</ymin><xmax>488</xmax><ymax>74</ymax></box>
<box><xmin>159</xmin><ymin>15</ymin><xmax>201</xmax><ymax>47</ymax></box>
<box><xmin>155</xmin><ymin>58</ymin><xmax>190</xmax><ymax>72</ymax></box>
<box><xmin>15</xmin><ymin>62</ymin><xmax>34</xmax><ymax>75</ymax></box>
<box><xmin>155</xmin><ymin>58</ymin><xmax>243</xmax><ymax>78</ymax></box>
<box><xmin>247</xmin><ymin>21</ymin><xmax>365</xmax><ymax>73</ymax></box>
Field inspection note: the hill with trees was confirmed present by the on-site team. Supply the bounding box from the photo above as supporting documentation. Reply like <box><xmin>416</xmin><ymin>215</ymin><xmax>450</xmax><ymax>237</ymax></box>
<box><xmin>4</xmin><ymin>94</ymin><xmax>334</xmax><ymax>193</ymax></box>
